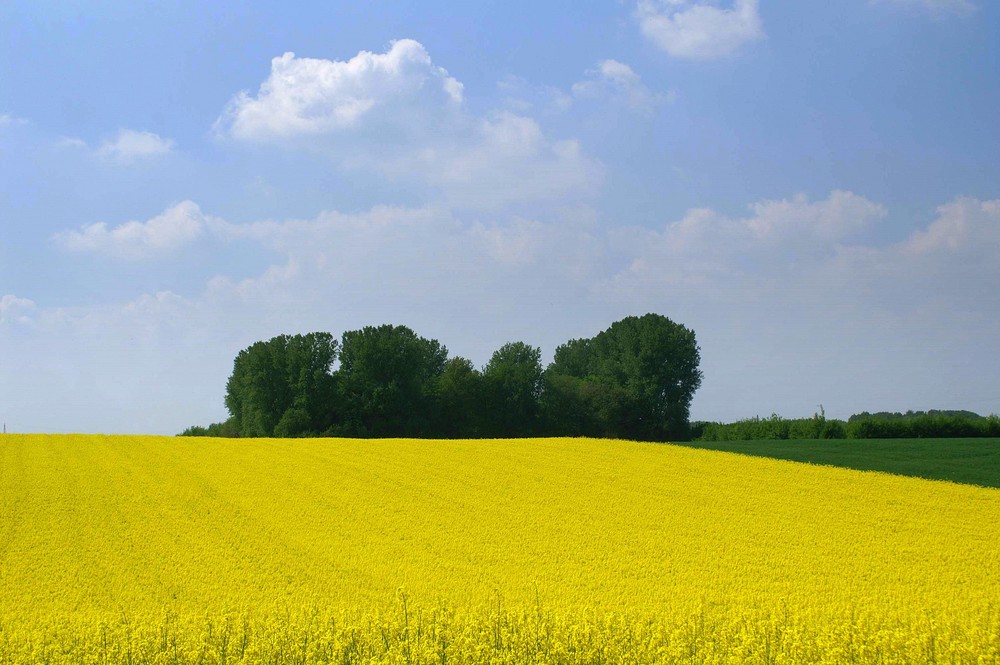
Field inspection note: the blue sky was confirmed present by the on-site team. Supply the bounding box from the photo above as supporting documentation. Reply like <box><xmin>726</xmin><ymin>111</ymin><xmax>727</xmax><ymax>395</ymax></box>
<box><xmin>2</xmin><ymin>0</ymin><xmax>999</xmax><ymax>434</ymax></box>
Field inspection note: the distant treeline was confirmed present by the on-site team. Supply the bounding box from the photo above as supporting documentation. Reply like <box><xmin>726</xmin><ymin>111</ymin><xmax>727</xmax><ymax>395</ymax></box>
<box><xmin>695</xmin><ymin>410</ymin><xmax>1000</xmax><ymax>441</ymax></box>
<box><xmin>181</xmin><ymin>314</ymin><xmax>703</xmax><ymax>441</ymax></box>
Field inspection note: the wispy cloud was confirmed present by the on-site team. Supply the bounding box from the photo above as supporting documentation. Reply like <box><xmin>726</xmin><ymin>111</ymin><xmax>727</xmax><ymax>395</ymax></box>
<box><xmin>636</xmin><ymin>0</ymin><xmax>764</xmax><ymax>60</ymax></box>
<box><xmin>376</xmin><ymin>111</ymin><xmax>603</xmax><ymax>209</ymax></box>
<box><xmin>98</xmin><ymin>129</ymin><xmax>174</xmax><ymax>162</ymax></box>
<box><xmin>572</xmin><ymin>60</ymin><xmax>663</xmax><ymax>114</ymax></box>
<box><xmin>0</xmin><ymin>295</ymin><xmax>36</xmax><ymax>326</ymax></box>
<box><xmin>0</xmin><ymin>113</ymin><xmax>28</xmax><ymax>127</ymax></box>
<box><xmin>54</xmin><ymin>201</ymin><xmax>213</xmax><ymax>260</ymax></box>
<box><xmin>497</xmin><ymin>75</ymin><xmax>573</xmax><ymax>115</ymax></box>
<box><xmin>602</xmin><ymin>192</ymin><xmax>1000</xmax><ymax>330</ymax></box>
<box><xmin>607</xmin><ymin>190</ymin><xmax>889</xmax><ymax>287</ymax></box>
<box><xmin>56</xmin><ymin>137</ymin><xmax>87</xmax><ymax>149</ymax></box>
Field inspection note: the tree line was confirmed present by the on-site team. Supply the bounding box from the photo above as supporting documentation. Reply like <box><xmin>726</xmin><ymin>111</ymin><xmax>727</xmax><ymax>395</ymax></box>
<box><xmin>180</xmin><ymin>314</ymin><xmax>703</xmax><ymax>441</ymax></box>
<box><xmin>694</xmin><ymin>410</ymin><xmax>1000</xmax><ymax>441</ymax></box>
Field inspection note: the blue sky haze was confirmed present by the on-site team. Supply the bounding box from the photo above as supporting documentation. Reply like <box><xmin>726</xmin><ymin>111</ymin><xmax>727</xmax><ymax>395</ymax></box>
<box><xmin>1</xmin><ymin>0</ymin><xmax>998</xmax><ymax>433</ymax></box>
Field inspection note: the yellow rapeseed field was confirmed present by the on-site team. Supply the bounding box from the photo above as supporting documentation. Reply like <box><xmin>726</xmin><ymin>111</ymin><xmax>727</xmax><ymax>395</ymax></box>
<box><xmin>0</xmin><ymin>434</ymin><xmax>998</xmax><ymax>663</ymax></box>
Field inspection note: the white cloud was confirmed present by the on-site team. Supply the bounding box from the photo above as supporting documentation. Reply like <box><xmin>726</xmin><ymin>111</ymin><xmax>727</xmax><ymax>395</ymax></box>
<box><xmin>378</xmin><ymin>111</ymin><xmax>603</xmax><ymax>208</ymax></box>
<box><xmin>202</xmin><ymin>192</ymin><xmax>921</xmax><ymax>358</ymax></box>
<box><xmin>137</xmin><ymin>190</ymin><xmax>1000</xmax><ymax>426</ymax></box>
<box><xmin>56</xmin><ymin>137</ymin><xmax>87</xmax><ymax>149</ymax></box>
<box><xmin>97</xmin><ymin>129</ymin><xmax>174</xmax><ymax>162</ymax></box>
<box><xmin>10</xmin><ymin>193</ymin><xmax>1000</xmax><ymax>432</ymax></box>
<box><xmin>469</xmin><ymin>211</ymin><xmax>604</xmax><ymax>278</ymax></box>
<box><xmin>54</xmin><ymin>201</ymin><xmax>214</xmax><ymax>260</ymax></box>
<box><xmin>898</xmin><ymin>197</ymin><xmax>1000</xmax><ymax>256</ymax></box>
<box><xmin>608</xmin><ymin>191</ymin><xmax>888</xmax><ymax>287</ymax></box>
<box><xmin>202</xmin><ymin>202</ymin><xmax>607</xmax><ymax>342</ymax></box>
<box><xmin>597</xmin><ymin>193</ymin><xmax>1000</xmax><ymax>420</ymax></box>
<box><xmin>636</xmin><ymin>0</ymin><xmax>764</xmax><ymax>60</ymax></box>
<box><xmin>497</xmin><ymin>75</ymin><xmax>574</xmax><ymax>115</ymax></box>
<box><xmin>571</xmin><ymin>60</ymin><xmax>662</xmax><ymax>114</ymax></box>
<box><xmin>0</xmin><ymin>114</ymin><xmax>28</xmax><ymax>128</ymax></box>
<box><xmin>0</xmin><ymin>295</ymin><xmax>36</xmax><ymax>326</ymax></box>
<box><xmin>830</xmin><ymin>197</ymin><xmax>1000</xmax><ymax>315</ymax></box>
<box><xmin>215</xmin><ymin>40</ymin><xmax>602</xmax><ymax>209</ymax></box>
<box><xmin>217</xmin><ymin>39</ymin><xmax>463</xmax><ymax>141</ymax></box>
<box><xmin>745</xmin><ymin>191</ymin><xmax>887</xmax><ymax>242</ymax></box>
<box><xmin>871</xmin><ymin>0</ymin><xmax>976</xmax><ymax>15</ymax></box>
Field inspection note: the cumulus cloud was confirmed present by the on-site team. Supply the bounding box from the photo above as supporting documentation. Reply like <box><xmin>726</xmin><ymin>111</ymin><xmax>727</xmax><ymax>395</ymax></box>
<box><xmin>215</xmin><ymin>40</ymin><xmax>601</xmax><ymax>208</ymax></box>
<box><xmin>97</xmin><ymin>129</ymin><xmax>174</xmax><ymax>162</ymax></box>
<box><xmin>146</xmin><ymin>191</ymin><xmax>1000</xmax><ymax>423</ymax></box>
<box><xmin>571</xmin><ymin>60</ymin><xmax>662</xmax><ymax>114</ymax></box>
<box><xmin>636</xmin><ymin>0</ymin><xmax>764</xmax><ymax>60</ymax></box>
<box><xmin>0</xmin><ymin>295</ymin><xmax>36</xmax><ymax>325</ymax></box>
<box><xmin>378</xmin><ymin>111</ymin><xmax>603</xmax><ymax>208</ymax></box>
<box><xmin>206</xmin><ymin>191</ymin><xmax>942</xmax><ymax>347</ymax></box>
<box><xmin>10</xmin><ymin>192</ymin><xmax>1000</xmax><ymax>432</ymax></box>
<box><xmin>608</xmin><ymin>191</ymin><xmax>887</xmax><ymax>288</ymax></box>
<box><xmin>199</xmin><ymin>201</ymin><xmax>609</xmax><ymax>350</ymax></box>
<box><xmin>898</xmin><ymin>197</ymin><xmax>1000</xmax><ymax>256</ymax></box>
<box><xmin>830</xmin><ymin>197</ymin><xmax>1000</xmax><ymax>316</ymax></box>
<box><xmin>54</xmin><ymin>201</ymin><xmax>214</xmax><ymax>259</ymax></box>
<box><xmin>216</xmin><ymin>39</ymin><xmax>463</xmax><ymax>141</ymax></box>
<box><xmin>594</xmin><ymin>193</ymin><xmax>1000</xmax><ymax>419</ymax></box>
<box><xmin>212</xmin><ymin>203</ymin><xmax>600</xmax><ymax>280</ymax></box>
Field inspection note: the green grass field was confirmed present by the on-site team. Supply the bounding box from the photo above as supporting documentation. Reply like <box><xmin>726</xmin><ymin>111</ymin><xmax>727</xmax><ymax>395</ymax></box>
<box><xmin>680</xmin><ymin>438</ymin><xmax>1000</xmax><ymax>488</ymax></box>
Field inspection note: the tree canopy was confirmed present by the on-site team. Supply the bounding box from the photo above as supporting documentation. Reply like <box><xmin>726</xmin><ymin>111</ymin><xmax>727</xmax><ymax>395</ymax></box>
<box><xmin>192</xmin><ymin>314</ymin><xmax>703</xmax><ymax>441</ymax></box>
<box><xmin>482</xmin><ymin>341</ymin><xmax>543</xmax><ymax>437</ymax></box>
<box><xmin>336</xmin><ymin>324</ymin><xmax>447</xmax><ymax>437</ymax></box>
<box><xmin>224</xmin><ymin>332</ymin><xmax>338</xmax><ymax>437</ymax></box>
<box><xmin>545</xmin><ymin>314</ymin><xmax>702</xmax><ymax>440</ymax></box>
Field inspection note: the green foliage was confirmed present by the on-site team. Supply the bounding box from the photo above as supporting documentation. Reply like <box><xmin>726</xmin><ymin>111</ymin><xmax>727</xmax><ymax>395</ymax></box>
<box><xmin>273</xmin><ymin>407</ymin><xmax>313</xmax><ymax>437</ymax></box>
<box><xmin>547</xmin><ymin>337</ymin><xmax>594</xmax><ymax>378</ymax></box>
<box><xmin>224</xmin><ymin>333</ymin><xmax>338</xmax><ymax>437</ymax></box>
<box><xmin>698</xmin><ymin>412</ymin><xmax>843</xmax><ymax>441</ymax></box>
<box><xmin>179</xmin><ymin>417</ymin><xmax>239</xmax><ymax>438</ymax></box>
<box><xmin>541</xmin><ymin>374</ymin><xmax>605</xmax><ymax>437</ymax></box>
<box><xmin>699</xmin><ymin>412</ymin><xmax>1000</xmax><ymax>442</ymax></box>
<box><xmin>481</xmin><ymin>342</ymin><xmax>543</xmax><ymax>437</ymax></box>
<box><xmin>848</xmin><ymin>409</ymin><xmax>985</xmax><ymax>422</ymax></box>
<box><xmin>185</xmin><ymin>314</ymin><xmax>705</xmax><ymax>440</ymax></box>
<box><xmin>185</xmin><ymin>317</ymin><xmax>997</xmax><ymax>447</ymax></box>
<box><xmin>543</xmin><ymin>314</ymin><xmax>702</xmax><ymax>441</ymax></box>
<box><xmin>849</xmin><ymin>414</ymin><xmax>1000</xmax><ymax>439</ymax></box>
<box><xmin>337</xmin><ymin>324</ymin><xmax>447</xmax><ymax>437</ymax></box>
<box><xmin>432</xmin><ymin>357</ymin><xmax>484</xmax><ymax>438</ymax></box>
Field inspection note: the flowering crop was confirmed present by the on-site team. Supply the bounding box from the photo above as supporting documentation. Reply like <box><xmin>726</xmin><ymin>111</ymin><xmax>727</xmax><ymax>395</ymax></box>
<box><xmin>0</xmin><ymin>434</ymin><xmax>997</xmax><ymax>663</ymax></box>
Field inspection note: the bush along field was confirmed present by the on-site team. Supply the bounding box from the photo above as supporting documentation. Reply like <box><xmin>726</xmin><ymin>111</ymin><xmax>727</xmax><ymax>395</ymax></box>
<box><xmin>1</xmin><ymin>434</ymin><xmax>999</xmax><ymax>664</ymax></box>
<box><xmin>694</xmin><ymin>410</ymin><xmax>1000</xmax><ymax>441</ymax></box>
<box><xmin>689</xmin><ymin>410</ymin><xmax>1000</xmax><ymax>488</ymax></box>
